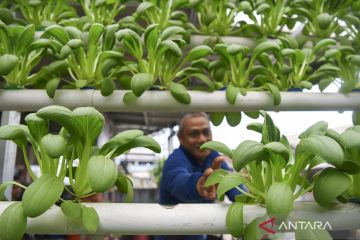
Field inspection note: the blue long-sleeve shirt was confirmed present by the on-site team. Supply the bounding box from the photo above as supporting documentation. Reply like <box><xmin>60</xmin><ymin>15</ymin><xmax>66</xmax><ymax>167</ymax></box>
<box><xmin>159</xmin><ymin>146</ymin><xmax>241</xmax><ymax>204</ymax></box>
<box><xmin>156</xmin><ymin>146</ymin><xmax>241</xmax><ymax>240</ymax></box>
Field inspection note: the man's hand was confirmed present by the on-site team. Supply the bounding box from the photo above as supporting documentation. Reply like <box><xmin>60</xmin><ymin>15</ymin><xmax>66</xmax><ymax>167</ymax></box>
<box><xmin>196</xmin><ymin>156</ymin><xmax>225</xmax><ymax>200</ymax></box>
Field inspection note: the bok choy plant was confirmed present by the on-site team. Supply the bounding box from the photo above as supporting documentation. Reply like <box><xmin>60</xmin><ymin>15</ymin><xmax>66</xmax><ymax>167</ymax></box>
<box><xmin>213</xmin><ymin>41</ymin><xmax>281</xmax><ymax>106</ymax></box>
<box><xmin>0</xmin><ymin>105</ymin><xmax>161</xmax><ymax>240</ymax></box>
<box><xmin>237</xmin><ymin>0</ymin><xmax>298</xmax><ymax>37</ymax></box>
<box><xmin>13</xmin><ymin>0</ymin><xmax>77</xmax><ymax>30</ymax></box>
<box><xmin>290</xmin><ymin>0</ymin><xmax>350</xmax><ymax>39</ymax></box>
<box><xmin>201</xmin><ymin>111</ymin><xmax>346</xmax><ymax>239</ymax></box>
<box><xmin>42</xmin><ymin>23</ymin><xmax>123</xmax><ymax>97</ymax></box>
<box><xmin>0</xmin><ymin>23</ymin><xmax>64</xmax><ymax>89</ymax></box>
<box><xmin>188</xmin><ymin>0</ymin><xmax>241</xmax><ymax>36</ymax></box>
<box><xmin>207</xmin><ymin>41</ymin><xmax>282</xmax><ymax>127</ymax></box>
<box><xmin>324</xmin><ymin>45</ymin><xmax>360</xmax><ymax>92</ymax></box>
<box><xmin>72</xmin><ymin>0</ymin><xmax>127</xmax><ymax>30</ymax></box>
<box><xmin>133</xmin><ymin>0</ymin><xmax>190</xmax><ymax>31</ymax></box>
<box><xmin>260</xmin><ymin>36</ymin><xmax>340</xmax><ymax>91</ymax></box>
<box><xmin>312</xmin><ymin>124</ymin><xmax>360</xmax><ymax>205</ymax></box>
<box><xmin>116</xmin><ymin>25</ymin><xmax>214</xmax><ymax>104</ymax></box>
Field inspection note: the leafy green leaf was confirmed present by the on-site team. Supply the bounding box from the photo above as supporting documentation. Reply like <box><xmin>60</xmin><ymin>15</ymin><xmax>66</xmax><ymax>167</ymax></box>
<box><xmin>100</xmin><ymin>129</ymin><xmax>144</xmax><ymax>155</ymax></box>
<box><xmin>226</xmin><ymin>84</ymin><xmax>239</xmax><ymax>105</ymax></box>
<box><xmin>123</xmin><ymin>91</ymin><xmax>138</xmax><ymax>103</ymax></box>
<box><xmin>263</xmin><ymin>83</ymin><xmax>281</xmax><ymax>106</ymax></box>
<box><xmin>36</xmin><ymin>106</ymin><xmax>74</xmax><ymax>137</ymax></box>
<box><xmin>126</xmin><ymin>135</ymin><xmax>161</xmax><ymax>154</ymax></box>
<box><xmin>313</xmin><ymin>168</ymin><xmax>351</xmax><ymax>206</ymax></box>
<box><xmin>169</xmin><ymin>82</ymin><xmax>191</xmax><ymax>104</ymax></box>
<box><xmin>61</xmin><ymin>201</ymin><xmax>82</xmax><ymax>220</ymax></box>
<box><xmin>17</xmin><ymin>24</ymin><xmax>35</xmax><ymax>54</ymax></box>
<box><xmin>252</xmin><ymin>41</ymin><xmax>280</xmax><ymax>58</ymax></box>
<box><xmin>45</xmin><ymin>78</ymin><xmax>61</xmax><ymax>98</ymax></box>
<box><xmin>316</xmin><ymin>13</ymin><xmax>332</xmax><ymax>30</ymax></box>
<box><xmin>256</xmin><ymin>3</ymin><xmax>271</xmax><ymax>14</ymax></box>
<box><xmin>101</xmin><ymin>78</ymin><xmax>115</xmax><ymax>97</ymax></box>
<box><xmin>24</xmin><ymin>113</ymin><xmax>48</xmax><ymax>143</ymax></box>
<box><xmin>185</xmin><ymin>45</ymin><xmax>213</xmax><ymax>62</ymax></box>
<box><xmin>136</xmin><ymin>1</ymin><xmax>154</xmax><ymax>14</ymax></box>
<box><xmin>299</xmin><ymin>121</ymin><xmax>328</xmax><ymax>139</ymax></box>
<box><xmin>41</xmin><ymin>134</ymin><xmax>66</xmax><ymax>158</ymax></box>
<box><xmin>217</xmin><ymin>173</ymin><xmax>244</xmax><ymax>201</ymax></box>
<box><xmin>0</xmin><ymin>202</ymin><xmax>27</xmax><ymax>240</ymax></box>
<box><xmin>226</xmin><ymin>44</ymin><xmax>246</xmax><ymax>56</ymax></box>
<box><xmin>87</xmin><ymin>155</ymin><xmax>118</xmax><ymax>192</ymax></box>
<box><xmin>115</xmin><ymin>174</ymin><xmax>134</xmax><ymax>203</ymax></box>
<box><xmin>144</xmin><ymin>24</ymin><xmax>159</xmax><ymax>51</ymax></box>
<box><xmin>225</xmin><ymin>112</ymin><xmax>242</xmax><ymax>127</ymax></box>
<box><xmin>161</xmin><ymin>26</ymin><xmax>186</xmax><ymax>40</ymax></box>
<box><xmin>22</xmin><ymin>174</ymin><xmax>64</xmax><ymax>218</ymax></box>
<box><xmin>244</xmin><ymin>112</ymin><xmax>260</xmax><ymax>119</ymax></box>
<box><xmin>266</xmin><ymin>182</ymin><xmax>293</xmax><ymax>222</ymax></box>
<box><xmin>233</xmin><ymin>140</ymin><xmax>266</xmax><ymax>171</ymax></box>
<box><xmin>210</xmin><ymin>112</ymin><xmax>225</xmax><ymax>126</ymax></box>
<box><xmin>131</xmin><ymin>73</ymin><xmax>153</xmax><ymax>97</ymax></box>
<box><xmin>313</xmin><ymin>38</ymin><xmax>336</xmax><ymax>54</ymax></box>
<box><xmin>352</xmin><ymin>111</ymin><xmax>360</xmax><ymax>125</ymax></box>
<box><xmin>226</xmin><ymin>202</ymin><xmax>244</xmax><ymax>238</ymax></box>
<box><xmin>67</xmin><ymin>39</ymin><xmax>83</xmax><ymax>50</ymax></box>
<box><xmin>0</xmin><ymin>125</ymin><xmax>28</xmax><ymax>147</ymax></box>
<box><xmin>340</xmin><ymin>129</ymin><xmax>360</xmax><ymax>148</ymax></box>
<box><xmin>60</xmin><ymin>44</ymin><xmax>72</xmax><ymax>59</ymax></box>
<box><xmin>159</xmin><ymin>40</ymin><xmax>182</xmax><ymax>57</ymax></box>
<box><xmin>43</xmin><ymin>24</ymin><xmax>70</xmax><ymax>45</ymax></box>
<box><xmin>264</xmin><ymin>142</ymin><xmax>289</xmax><ymax>161</ymax></box>
<box><xmin>297</xmin><ymin>135</ymin><xmax>344</xmax><ymax>168</ymax></box>
<box><xmin>261</xmin><ymin>111</ymin><xmax>280</xmax><ymax>144</ymax></box>
<box><xmin>103</xmin><ymin>24</ymin><xmax>117</xmax><ymax>51</ymax></box>
<box><xmin>246</xmin><ymin>123</ymin><xmax>263</xmax><ymax>134</ymax></box>
<box><xmin>295</xmin><ymin>227</ymin><xmax>332</xmax><ymax>240</ymax></box>
<box><xmin>72</xmin><ymin>107</ymin><xmax>104</xmax><ymax>143</ymax></box>
<box><xmin>0</xmin><ymin>54</ymin><xmax>19</xmax><ymax>75</ymax></box>
<box><xmin>204</xmin><ymin>168</ymin><xmax>229</xmax><ymax>187</ymax></box>
<box><xmin>81</xmin><ymin>206</ymin><xmax>99</xmax><ymax>233</ymax></box>
<box><xmin>189</xmin><ymin>73</ymin><xmax>215</xmax><ymax>90</ymax></box>
<box><xmin>244</xmin><ymin>216</ymin><xmax>270</xmax><ymax>240</ymax></box>
<box><xmin>88</xmin><ymin>24</ymin><xmax>104</xmax><ymax>60</ymax></box>
<box><xmin>200</xmin><ymin>141</ymin><xmax>233</xmax><ymax>158</ymax></box>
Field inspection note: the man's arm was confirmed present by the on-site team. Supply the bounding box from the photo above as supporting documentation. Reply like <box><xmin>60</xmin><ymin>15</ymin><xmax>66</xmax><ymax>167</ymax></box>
<box><xmin>201</xmin><ymin>156</ymin><xmax>243</xmax><ymax>202</ymax></box>
<box><xmin>162</xmin><ymin>157</ymin><xmax>206</xmax><ymax>203</ymax></box>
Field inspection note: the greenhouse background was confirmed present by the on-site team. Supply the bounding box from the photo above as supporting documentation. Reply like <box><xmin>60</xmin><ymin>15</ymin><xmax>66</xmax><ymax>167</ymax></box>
<box><xmin>0</xmin><ymin>0</ymin><xmax>360</xmax><ymax>240</ymax></box>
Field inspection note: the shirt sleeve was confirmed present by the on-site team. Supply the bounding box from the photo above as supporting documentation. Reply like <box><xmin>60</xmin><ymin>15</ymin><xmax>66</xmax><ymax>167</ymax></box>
<box><xmin>162</xmin><ymin>156</ymin><xmax>204</xmax><ymax>203</ymax></box>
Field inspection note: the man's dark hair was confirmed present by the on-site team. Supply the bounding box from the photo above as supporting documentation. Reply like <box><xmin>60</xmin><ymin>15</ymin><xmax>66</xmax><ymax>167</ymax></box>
<box><xmin>177</xmin><ymin>112</ymin><xmax>210</xmax><ymax>136</ymax></box>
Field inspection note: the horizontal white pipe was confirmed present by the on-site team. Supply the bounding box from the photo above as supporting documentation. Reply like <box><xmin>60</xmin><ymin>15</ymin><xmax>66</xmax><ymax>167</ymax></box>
<box><xmin>1</xmin><ymin>90</ymin><xmax>360</xmax><ymax>112</ymax></box>
<box><xmin>0</xmin><ymin>202</ymin><xmax>359</xmax><ymax>234</ymax></box>
<box><xmin>190</xmin><ymin>35</ymin><xmax>257</xmax><ymax>48</ymax></box>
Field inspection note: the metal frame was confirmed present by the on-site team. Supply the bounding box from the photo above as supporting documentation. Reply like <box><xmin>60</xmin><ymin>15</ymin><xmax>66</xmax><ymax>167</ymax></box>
<box><xmin>0</xmin><ymin>111</ymin><xmax>21</xmax><ymax>199</ymax></box>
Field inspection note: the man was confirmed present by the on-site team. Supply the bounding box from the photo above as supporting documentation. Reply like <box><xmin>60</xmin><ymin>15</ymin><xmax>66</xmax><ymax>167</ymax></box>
<box><xmin>157</xmin><ymin>113</ymin><xmax>241</xmax><ymax>240</ymax></box>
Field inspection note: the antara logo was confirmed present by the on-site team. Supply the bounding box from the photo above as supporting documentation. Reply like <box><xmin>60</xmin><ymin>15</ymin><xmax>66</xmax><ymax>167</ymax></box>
<box><xmin>278</xmin><ymin>220</ymin><xmax>332</xmax><ymax>231</ymax></box>
<box><xmin>258</xmin><ymin>217</ymin><xmax>332</xmax><ymax>239</ymax></box>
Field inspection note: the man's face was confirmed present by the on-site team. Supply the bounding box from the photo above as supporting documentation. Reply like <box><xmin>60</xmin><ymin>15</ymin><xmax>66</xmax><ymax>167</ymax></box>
<box><xmin>178</xmin><ymin>116</ymin><xmax>212</xmax><ymax>162</ymax></box>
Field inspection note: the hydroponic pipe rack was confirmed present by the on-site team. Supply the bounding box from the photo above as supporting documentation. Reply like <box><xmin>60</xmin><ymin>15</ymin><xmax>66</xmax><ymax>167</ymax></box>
<box><xmin>1</xmin><ymin>90</ymin><xmax>360</xmax><ymax>112</ymax></box>
<box><xmin>0</xmin><ymin>202</ymin><xmax>359</xmax><ymax>234</ymax></box>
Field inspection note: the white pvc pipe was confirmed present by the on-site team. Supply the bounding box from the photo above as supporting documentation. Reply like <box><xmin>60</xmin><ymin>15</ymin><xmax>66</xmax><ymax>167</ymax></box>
<box><xmin>1</xmin><ymin>90</ymin><xmax>360</xmax><ymax>112</ymax></box>
<box><xmin>190</xmin><ymin>35</ymin><xmax>257</xmax><ymax>47</ymax></box>
<box><xmin>0</xmin><ymin>202</ymin><xmax>359</xmax><ymax>234</ymax></box>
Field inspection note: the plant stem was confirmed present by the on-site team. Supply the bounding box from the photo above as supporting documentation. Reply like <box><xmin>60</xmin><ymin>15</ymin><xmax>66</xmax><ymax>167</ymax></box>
<box><xmin>22</xmin><ymin>146</ymin><xmax>37</xmax><ymax>180</ymax></box>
